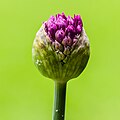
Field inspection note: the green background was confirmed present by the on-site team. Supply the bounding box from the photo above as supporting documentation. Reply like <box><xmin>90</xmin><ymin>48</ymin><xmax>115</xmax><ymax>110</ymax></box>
<box><xmin>0</xmin><ymin>0</ymin><xmax>120</xmax><ymax>120</ymax></box>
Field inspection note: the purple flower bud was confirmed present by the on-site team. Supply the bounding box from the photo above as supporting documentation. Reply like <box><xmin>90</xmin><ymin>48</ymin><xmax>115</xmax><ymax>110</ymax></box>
<box><xmin>67</xmin><ymin>16</ymin><xmax>74</xmax><ymax>25</ymax></box>
<box><xmin>62</xmin><ymin>36</ymin><xmax>72</xmax><ymax>47</ymax></box>
<box><xmin>66</xmin><ymin>25</ymin><xmax>75</xmax><ymax>33</ymax></box>
<box><xmin>67</xmin><ymin>36</ymin><xmax>73</xmax><ymax>46</ymax></box>
<box><xmin>55</xmin><ymin>20</ymin><xmax>67</xmax><ymax>30</ymax></box>
<box><xmin>55</xmin><ymin>29</ymin><xmax>65</xmax><ymax>43</ymax></box>
<box><xmin>48</xmin><ymin>23</ymin><xmax>57</xmax><ymax>32</ymax></box>
<box><xmin>76</xmin><ymin>24</ymin><xmax>82</xmax><ymax>33</ymax></box>
<box><xmin>61</xmin><ymin>12</ymin><xmax>67</xmax><ymax>20</ymax></box>
<box><xmin>74</xmin><ymin>15</ymin><xmax>83</xmax><ymax>29</ymax></box>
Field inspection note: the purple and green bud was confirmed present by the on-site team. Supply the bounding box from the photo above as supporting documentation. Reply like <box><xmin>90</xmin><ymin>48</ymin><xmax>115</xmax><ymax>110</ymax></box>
<box><xmin>32</xmin><ymin>13</ymin><xmax>90</xmax><ymax>82</ymax></box>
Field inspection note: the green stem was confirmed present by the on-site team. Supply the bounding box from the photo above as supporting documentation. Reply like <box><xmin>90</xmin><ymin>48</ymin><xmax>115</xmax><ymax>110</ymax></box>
<box><xmin>52</xmin><ymin>82</ymin><xmax>67</xmax><ymax>120</ymax></box>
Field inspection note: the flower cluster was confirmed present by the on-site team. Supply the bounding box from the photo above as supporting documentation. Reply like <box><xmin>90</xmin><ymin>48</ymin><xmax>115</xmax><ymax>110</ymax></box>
<box><xmin>44</xmin><ymin>13</ymin><xmax>83</xmax><ymax>47</ymax></box>
<box><xmin>32</xmin><ymin>12</ymin><xmax>90</xmax><ymax>82</ymax></box>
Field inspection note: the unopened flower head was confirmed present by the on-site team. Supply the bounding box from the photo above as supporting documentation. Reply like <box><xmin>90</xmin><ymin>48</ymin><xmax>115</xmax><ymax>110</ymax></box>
<box><xmin>32</xmin><ymin>13</ymin><xmax>90</xmax><ymax>82</ymax></box>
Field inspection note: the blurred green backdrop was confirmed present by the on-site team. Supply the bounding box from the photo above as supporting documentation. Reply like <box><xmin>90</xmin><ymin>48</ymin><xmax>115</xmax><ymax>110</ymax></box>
<box><xmin>0</xmin><ymin>0</ymin><xmax>120</xmax><ymax>120</ymax></box>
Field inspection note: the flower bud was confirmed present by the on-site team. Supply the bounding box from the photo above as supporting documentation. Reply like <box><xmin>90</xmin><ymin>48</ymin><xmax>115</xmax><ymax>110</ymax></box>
<box><xmin>32</xmin><ymin>13</ymin><xmax>90</xmax><ymax>82</ymax></box>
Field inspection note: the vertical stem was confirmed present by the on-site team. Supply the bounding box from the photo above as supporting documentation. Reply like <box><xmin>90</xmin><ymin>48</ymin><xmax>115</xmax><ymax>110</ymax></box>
<box><xmin>52</xmin><ymin>82</ymin><xmax>67</xmax><ymax>120</ymax></box>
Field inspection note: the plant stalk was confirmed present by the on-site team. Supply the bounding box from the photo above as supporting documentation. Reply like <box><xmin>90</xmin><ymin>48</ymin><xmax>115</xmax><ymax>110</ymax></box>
<box><xmin>52</xmin><ymin>81</ymin><xmax>67</xmax><ymax>120</ymax></box>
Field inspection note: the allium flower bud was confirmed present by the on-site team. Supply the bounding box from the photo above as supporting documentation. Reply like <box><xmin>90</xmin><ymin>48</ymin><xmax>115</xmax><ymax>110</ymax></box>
<box><xmin>32</xmin><ymin>13</ymin><xmax>90</xmax><ymax>82</ymax></box>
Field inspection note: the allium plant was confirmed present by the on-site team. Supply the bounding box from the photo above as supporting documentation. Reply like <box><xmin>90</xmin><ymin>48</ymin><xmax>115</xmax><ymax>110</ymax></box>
<box><xmin>32</xmin><ymin>13</ymin><xmax>90</xmax><ymax>120</ymax></box>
